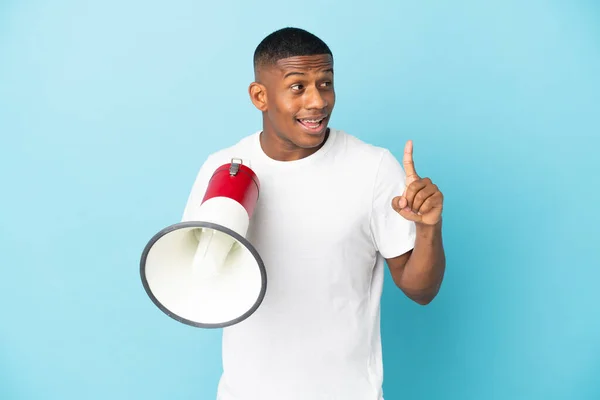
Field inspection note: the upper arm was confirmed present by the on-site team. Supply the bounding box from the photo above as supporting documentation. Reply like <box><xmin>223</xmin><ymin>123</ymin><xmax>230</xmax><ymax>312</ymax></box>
<box><xmin>386</xmin><ymin>249</ymin><xmax>412</xmax><ymax>272</ymax></box>
<box><xmin>385</xmin><ymin>249</ymin><xmax>412</xmax><ymax>286</ymax></box>
<box><xmin>181</xmin><ymin>155</ymin><xmax>217</xmax><ymax>222</ymax></box>
<box><xmin>369</xmin><ymin>149</ymin><xmax>416</xmax><ymax>259</ymax></box>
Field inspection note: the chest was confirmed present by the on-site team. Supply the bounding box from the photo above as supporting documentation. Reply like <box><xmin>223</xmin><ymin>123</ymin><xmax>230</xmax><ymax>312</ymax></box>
<box><xmin>246</xmin><ymin>169</ymin><xmax>373</xmax><ymax>255</ymax></box>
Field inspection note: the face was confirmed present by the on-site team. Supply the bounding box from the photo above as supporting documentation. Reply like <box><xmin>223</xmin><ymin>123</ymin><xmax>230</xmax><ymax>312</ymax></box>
<box><xmin>249</xmin><ymin>54</ymin><xmax>336</xmax><ymax>155</ymax></box>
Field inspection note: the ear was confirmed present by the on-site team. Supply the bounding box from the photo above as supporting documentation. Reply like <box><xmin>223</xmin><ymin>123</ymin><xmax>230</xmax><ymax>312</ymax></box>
<box><xmin>248</xmin><ymin>82</ymin><xmax>268</xmax><ymax>112</ymax></box>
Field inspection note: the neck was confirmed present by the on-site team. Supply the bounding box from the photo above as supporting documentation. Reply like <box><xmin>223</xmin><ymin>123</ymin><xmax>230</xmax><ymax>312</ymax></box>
<box><xmin>259</xmin><ymin>128</ymin><xmax>329</xmax><ymax>162</ymax></box>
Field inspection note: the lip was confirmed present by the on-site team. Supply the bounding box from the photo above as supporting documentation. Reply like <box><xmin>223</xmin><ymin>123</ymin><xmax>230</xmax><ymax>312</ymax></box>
<box><xmin>296</xmin><ymin>115</ymin><xmax>329</xmax><ymax>135</ymax></box>
<box><xmin>296</xmin><ymin>114</ymin><xmax>328</xmax><ymax>120</ymax></box>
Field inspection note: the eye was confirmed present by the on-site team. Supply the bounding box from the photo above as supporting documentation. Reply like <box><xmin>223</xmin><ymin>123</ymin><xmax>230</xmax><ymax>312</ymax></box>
<box><xmin>291</xmin><ymin>84</ymin><xmax>304</xmax><ymax>91</ymax></box>
<box><xmin>320</xmin><ymin>81</ymin><xmax>333</xmax><ymax>88</ymax></box>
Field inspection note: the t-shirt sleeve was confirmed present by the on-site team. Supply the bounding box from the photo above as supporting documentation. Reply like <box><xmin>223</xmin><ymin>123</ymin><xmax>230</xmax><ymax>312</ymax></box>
<box><xmin>181</xmin><ymin>155</ymin><xmax>217</xmax><ymax>222</ymax></box>
<box><xmin>370</xmin><ymin>149</ymin><xmax>416</xmax><ymax>259</ymax></box>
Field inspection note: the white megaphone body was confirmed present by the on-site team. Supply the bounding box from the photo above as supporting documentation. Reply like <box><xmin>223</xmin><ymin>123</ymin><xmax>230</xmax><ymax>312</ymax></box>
<box><xmin>140</xmin><ymin>158</ymin><xmax>266</xmax><ymax>328</ymax></box>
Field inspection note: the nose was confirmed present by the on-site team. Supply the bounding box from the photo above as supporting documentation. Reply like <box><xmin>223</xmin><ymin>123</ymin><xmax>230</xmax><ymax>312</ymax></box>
<box><xmin>304</xmin><ymin>85</ymin><xmax>328</xmax><ymax>110</ymax></box>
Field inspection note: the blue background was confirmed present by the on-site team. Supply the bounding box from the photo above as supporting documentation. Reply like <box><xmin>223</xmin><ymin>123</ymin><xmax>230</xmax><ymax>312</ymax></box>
<box><xmin>1</xmin><ymin>0</ymin><xmax>599</xmax><ymax>399</ymax></box>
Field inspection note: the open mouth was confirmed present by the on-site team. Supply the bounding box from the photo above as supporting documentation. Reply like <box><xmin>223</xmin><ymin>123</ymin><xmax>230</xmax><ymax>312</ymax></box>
<box><xmin>296</xmin><ymin>116</ymin><xmax>327</xmax><ymax>133</ymax></box>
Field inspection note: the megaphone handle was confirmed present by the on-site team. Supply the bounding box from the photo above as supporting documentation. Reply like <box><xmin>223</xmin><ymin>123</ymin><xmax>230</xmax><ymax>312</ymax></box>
<box><xmin>229</xmin><ymin>158</ymin><xmax>243</xmax><ymax>176</ymax></box>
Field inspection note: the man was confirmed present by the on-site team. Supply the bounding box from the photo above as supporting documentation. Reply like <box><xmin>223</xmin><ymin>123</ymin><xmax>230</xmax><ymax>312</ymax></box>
<box><xmin>182</xmin><ymin>27</ymin><xmax>446</xmax><ymax>400</ymax></box>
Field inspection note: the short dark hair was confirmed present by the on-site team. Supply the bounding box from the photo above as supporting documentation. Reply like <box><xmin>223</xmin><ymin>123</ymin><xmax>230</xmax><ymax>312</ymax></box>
<box><xmin>253</xmin><ymin>27</ymin><xmax>332</xmax><ymax>71</ymax></box>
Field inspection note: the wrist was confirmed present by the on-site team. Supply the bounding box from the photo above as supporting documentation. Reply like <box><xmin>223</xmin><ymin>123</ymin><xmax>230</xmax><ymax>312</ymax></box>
<box><xmin>415</xmin><ymin>218</ymin><xmax>442</xmax><ymax>237</ymax></box>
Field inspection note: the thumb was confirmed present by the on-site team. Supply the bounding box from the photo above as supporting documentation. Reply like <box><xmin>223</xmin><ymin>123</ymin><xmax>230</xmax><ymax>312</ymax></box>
<box><xmin>393</xmin><ymin>197</ymin><xmax>421</xmax><ymax>222</ymax></box>
<box><xmin>397</xmin><ymin>206</ymin><xmax>421</xmax><ymax>222</ymax></box>
<box><xmin>392</xmin><ymin>196</ymin><xmax>408</xmax><ymax>212</ymax></box>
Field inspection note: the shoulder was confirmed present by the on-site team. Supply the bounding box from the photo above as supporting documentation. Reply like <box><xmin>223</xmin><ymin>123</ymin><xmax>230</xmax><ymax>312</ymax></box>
<box><xmin>330</xmin><ymin>129</ymin><xmax>406</xmax><ymax>191</ymax></box>
<box><xmin>181</xmin><ymin>132</ymin><xmax>259</xmax><ymax>216</ymax></box>
<box><xmin>201</xmin><ymin>131</ymin><xmax>260</xmax><ymax>171</ymax></box>
<box><xmin>330</xmin><ymin>128</ymin><xmax>396</xmax><ymax>168</ymax></box>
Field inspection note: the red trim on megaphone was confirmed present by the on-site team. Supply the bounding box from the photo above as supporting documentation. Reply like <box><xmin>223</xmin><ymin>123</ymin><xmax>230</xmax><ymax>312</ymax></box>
<box><xmin>202</xmin><ymin>161</ymin><xmax>260</xmax><ymax>218</ymax></box>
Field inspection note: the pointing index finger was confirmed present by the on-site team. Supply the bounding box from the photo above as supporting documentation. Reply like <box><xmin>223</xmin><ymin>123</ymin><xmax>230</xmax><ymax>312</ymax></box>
<box><xmin>403</xmin><ymin>140</ymin><xmax>418</xmax><ymax>179</ymax></box>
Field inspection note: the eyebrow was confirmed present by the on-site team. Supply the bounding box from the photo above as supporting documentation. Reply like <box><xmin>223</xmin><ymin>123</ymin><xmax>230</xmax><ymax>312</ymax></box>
<box><xmin>283</xmin><ymin>68</ymin><xmax>334</xmax><ymax>79</ymax></box>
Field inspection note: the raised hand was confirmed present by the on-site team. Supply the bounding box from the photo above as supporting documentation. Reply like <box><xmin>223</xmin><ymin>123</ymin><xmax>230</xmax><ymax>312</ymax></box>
<box><xmin>392</xmin><ymin>140</ymin><xmax>443</xmax><ymax>226</ymax></box>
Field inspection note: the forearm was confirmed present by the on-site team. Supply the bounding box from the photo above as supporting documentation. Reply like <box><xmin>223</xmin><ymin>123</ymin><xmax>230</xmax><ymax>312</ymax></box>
<box><xmin>397</xmin><ymin>220</ymin><xmax>446</xmax><ymax>304</ymax></box>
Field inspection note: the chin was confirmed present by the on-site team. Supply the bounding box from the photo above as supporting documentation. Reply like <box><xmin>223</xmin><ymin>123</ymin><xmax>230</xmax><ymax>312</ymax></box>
<box><xmin>293</xmin><ymin>121</ymin><xmax>330</xmax><ymax>147</ymax></box>
<box><xmin>297</xmin><ymin>129</ymin><xmax>328</xmax><ymax>148</ymax></box>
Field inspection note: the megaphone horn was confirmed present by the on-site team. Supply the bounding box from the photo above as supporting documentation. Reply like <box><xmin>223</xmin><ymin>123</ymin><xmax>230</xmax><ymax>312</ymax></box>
<box><xmin>140</xmin><ymin>158</ymin><xmax>267</xmax><ymax>328</ymax></box>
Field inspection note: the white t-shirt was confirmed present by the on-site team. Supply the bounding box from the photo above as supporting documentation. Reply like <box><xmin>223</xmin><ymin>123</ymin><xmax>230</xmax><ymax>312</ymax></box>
<box><xmin>182</xmin><ymin>128</ymin><xmax>416</xmax><ymax>400</ymax></box>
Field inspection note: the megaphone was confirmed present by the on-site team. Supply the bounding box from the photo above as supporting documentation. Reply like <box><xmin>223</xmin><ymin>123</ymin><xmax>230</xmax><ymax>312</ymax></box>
<box><xmin>140</xmin><ymin>158</ymin><xmax>267</xmax><ymax>328</ymax></box>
